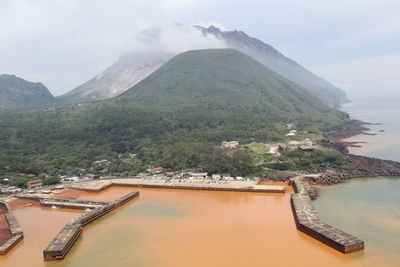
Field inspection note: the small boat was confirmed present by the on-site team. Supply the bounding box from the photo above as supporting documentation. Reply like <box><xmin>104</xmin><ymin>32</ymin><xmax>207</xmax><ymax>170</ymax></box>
<box><xmin>41</xmin><ymin>189</ymin><xmax>51</xmax><ymax>194</ymax></box>
<box><xmin>85</xmin><ymin>208</ymin><xmax>92</xmax><ymax>212</ymax></box>
<box><xmin>51</xmin><ymin>205</ymin><xmax>58</xmax><ymax>209</ymax></box>
<box><xmin>27</xmin><ymin>190</ymin><xmax>35</xmax><ymax>194</ymax></box>
<box><xmin>54</xmin><ymin>185</ymin><xmax>64</xmax><ymax>189</ymax></box>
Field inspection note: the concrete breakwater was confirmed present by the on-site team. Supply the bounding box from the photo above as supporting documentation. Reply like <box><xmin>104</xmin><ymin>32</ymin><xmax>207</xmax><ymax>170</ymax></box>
<box><xmin>43</xmin><ymin>191</ymin><xmax>139</xmax><ymax>261</ymax></box>
<box><xmin>70</xmin><ymin>178</ymin><xmax>286</xmax><ymax>193</ymax></box>
<box><xmin>290</xmin><ymin>177</ymin><xmax>364</xmax><ymax>253</ymax></box>
<box><xmin>0</xmin><ymin>202</ymin><xmax>23</xmax><ymax>255</ymax></box>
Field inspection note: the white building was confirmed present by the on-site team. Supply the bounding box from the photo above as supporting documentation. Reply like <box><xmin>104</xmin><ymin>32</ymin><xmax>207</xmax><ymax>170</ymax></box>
<box><xmin>212</xmin><ymin>174</ymin><xmax>221</xmax><ymax>180</ymax></box>
<box><xmin>189</xmin><ymin>172</ymin><xmax>208</xmax><ymax>178</ymax></box>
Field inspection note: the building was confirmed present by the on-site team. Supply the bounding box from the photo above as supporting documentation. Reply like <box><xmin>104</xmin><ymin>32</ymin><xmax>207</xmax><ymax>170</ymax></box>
<box><xmin>166</xmin><ymin>172</ymin><xmax>175</xmax><ymax>177</ymax></box>
<box><xmin>148</xmin><ymin>167</ymin><xmax>165</xmax><ymax>175</ymax></box>
<box><xmin>62</xmin><ymin>176</ymin><xmax>79</xmax><ymax>182</ymax></box>
<box><xmin>189</xmin><ymin>172</ymin><xmax>208</xmax><ymax>179</ymax></box>
<box><xmin>221</xmin><ymin>141</ymin><xmax>239</xmax><ymax>149</ymax></box>
<box><xmin>211</xmin><ymin>174</ymin><xmax>221</xmax><ymax>180</ymax></box>
<box><xmin>26</xmin><ymin>179</ymin><xmax>43</xmax><ymax>189</ymax></box>
<box><xmin>304</xmin><ymin>138</ymin><xmax>313</xmax><ymax>147</ymax></box>
<box><xmin>299</xmin><ymin>145</ymin><xmax>315</xmax><ymax>152</ymax></box>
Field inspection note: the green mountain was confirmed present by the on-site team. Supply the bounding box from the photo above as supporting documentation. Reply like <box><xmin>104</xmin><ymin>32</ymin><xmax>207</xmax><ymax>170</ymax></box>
<box><xmin>60</xmin><ymin>25</ymin><xmax>348</xmax><ymax>108</ymax></box>
<box><xmin>0</xmin><ymin>49</ymin><xmax>348</xmax><ymax>178</ymax></box>
<box><xmin>117</xmin><ymin>49</ymin><xmax>344</xmax><ymax>124</ymax></box>
<box><xmin>0</xmin><ymin>74</ymin><xmax>55</xmax><ymax>109</ymax></box>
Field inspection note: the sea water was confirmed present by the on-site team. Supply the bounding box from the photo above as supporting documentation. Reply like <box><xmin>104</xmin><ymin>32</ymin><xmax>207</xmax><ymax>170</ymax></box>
<box><xmin>315</xmin><ymin>94</ymin><xmax>400</xmax><ymax>266</ymax></box>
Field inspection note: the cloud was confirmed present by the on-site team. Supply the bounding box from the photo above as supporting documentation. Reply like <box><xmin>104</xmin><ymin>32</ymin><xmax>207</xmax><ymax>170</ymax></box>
<box><xmin>136</xmin><ymin>24</ymin><xmax>227</xmax><ymax>54</ymax></box>
<box><xmin>0</xmin><ymin>0</ymin><xmax>209</xmax><ymax>95</ymax></box>
<box><xmin>1</xmin><ymin>0</ymin><xmax>399</xmax><ymax>96</ymax></box>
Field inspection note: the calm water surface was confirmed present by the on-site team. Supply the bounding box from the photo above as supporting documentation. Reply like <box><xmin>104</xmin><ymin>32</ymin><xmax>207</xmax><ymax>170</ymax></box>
<box><xmin>314</xmin><ymin>96</ymin><xmax>400</xmax><ymax>267</ymax></box>
<box><xmin>0</xmin><ymin>186</ymin><xmax>383</xmax><ymax>267</ymax></box>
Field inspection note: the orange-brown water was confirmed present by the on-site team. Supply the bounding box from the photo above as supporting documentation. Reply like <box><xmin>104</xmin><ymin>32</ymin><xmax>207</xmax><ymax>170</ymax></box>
<box><xmin>0</xmin><ymin>202</ymin><xmax>82</xmax><ymax>267</ymax></box>
<box><xmin>0</xmin><ymin>186</ymin><xmax>390</xmax><ymax>266</ymax></box>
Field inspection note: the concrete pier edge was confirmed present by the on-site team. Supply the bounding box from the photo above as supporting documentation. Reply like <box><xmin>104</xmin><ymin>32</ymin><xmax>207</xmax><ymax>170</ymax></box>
<box><xmin>69</xmin><ymin>178</ymin><xmax>286</xmax><ymax>193</ymax></box>
<box><xmin>290</xmin><ymin>177</ymin><xmax>364</xmax><ymax>254</ymax></box>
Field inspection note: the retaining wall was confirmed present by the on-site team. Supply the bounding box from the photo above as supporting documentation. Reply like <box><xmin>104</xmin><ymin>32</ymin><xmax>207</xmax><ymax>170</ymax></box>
<box><xmin>0</xmin><ymin>202</ymin><xmax>24</xmax><ymax>255</ymax></box>
<box><xmin>290</xmin><ymin>178</ymin><xmax>364</xmax><ymax>254</ymax></box>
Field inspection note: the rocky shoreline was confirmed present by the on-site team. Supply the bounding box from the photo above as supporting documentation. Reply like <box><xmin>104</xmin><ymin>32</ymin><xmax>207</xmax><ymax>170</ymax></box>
<box><xmin>313</xmin><ymin>119</ymin><xmax>400</xmax><ymax>185</ymax></box>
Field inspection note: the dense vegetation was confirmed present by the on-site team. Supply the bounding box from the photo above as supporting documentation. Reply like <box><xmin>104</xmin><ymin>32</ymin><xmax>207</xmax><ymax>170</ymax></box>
<box><xmin>0</xmin><ymin>74</ymin><xmax>55</xmax><ymax>109</ymax></box>
<box><xmin>266</xmin><ymin>148</ymin><xmax>348</xmax><ymax>171</ymax></box>
<box><xmin>0</xmin><ymin>49</ymin><xmax>348</xmax><ymax>179</ymax></box>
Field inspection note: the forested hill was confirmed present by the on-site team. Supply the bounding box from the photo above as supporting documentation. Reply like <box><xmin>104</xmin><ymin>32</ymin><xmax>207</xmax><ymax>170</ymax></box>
<box><xmin>0</xmin><ymin>74</ymin><xmax>55</xmax><ymax>109</ymax></box>
<box><xmin>116</xmin><ymin>49</ymin><xmax>344</xmax><ymax>124</ymax></box>
<box><xmin>0</xmin><ymin>49</ymin><xmax>348</xmax><ymax>178</ymax></box>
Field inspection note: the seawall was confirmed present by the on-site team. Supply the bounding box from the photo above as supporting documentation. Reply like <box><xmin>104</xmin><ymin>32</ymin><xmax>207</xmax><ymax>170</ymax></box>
<box><xmin>0</xmin><ymin>202</ymin><xmax>24</xmax><ymax>255</ymax></box>
<box><xmin>290</xmin><ymin>177</ymin><xmax>364</xmax><ymax>253</ymax></box>
<box><xmin>43</xmin><ymin>191</ymin><xmax>139</xmax><ymax>261</ymax></box>
<box><xmin>70</xmin><ymin>178</ymin><xmax>286</xmax><ymax>193</ymax></box>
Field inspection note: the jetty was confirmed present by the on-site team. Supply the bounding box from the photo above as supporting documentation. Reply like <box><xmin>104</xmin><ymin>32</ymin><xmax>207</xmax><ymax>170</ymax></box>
<box><xmin>42</xmin><ymin>191</ymin><xmax>139</xmax><ymax>261</ymax></box>
<box><xmin>290</xmin><ymin>177</ymin><xmax>364</xmax><ymax>253</ymax></box>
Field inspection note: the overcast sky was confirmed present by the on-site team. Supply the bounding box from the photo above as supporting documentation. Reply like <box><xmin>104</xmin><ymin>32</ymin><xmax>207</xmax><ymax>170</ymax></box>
<box><xmin>1</xmin><ymin>0</ymin><xmax>399</xmax><ymax>97</ymax></box>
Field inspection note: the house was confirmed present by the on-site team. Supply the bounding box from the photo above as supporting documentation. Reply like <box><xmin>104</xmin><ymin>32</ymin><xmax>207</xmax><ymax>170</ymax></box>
<box><xmin>221</xmin><ymin>141</ymin><xmax>239</xmax><ymax>149</ymax></box>
<box><xmin>212</xmin><ymin>174</ymin><xmax>221</xmax><ymax>180</ymax></box>
<box><xmin>222</xmin><ymin>176</ymin><xmax>234</xmax><ymax>181</ymax></box>
<box><xmin>189</xmin><ymin>172</ymin><xmax>208</xmax><ymax>179</ymax></box>
<box><xmin>299</xmin><ymin>145</ymin><xmax>315</xmax><ymax>152</ymax></box>
<box><xmin>288</xmin><ymin>141</ymin><xmax>302</xmax><ymax>146</ymax></box>
<box><xmin>93</xmin><ymin>159</ymin><xmax>111</xmax><ymax>166</ymax></box>
<box><xmin>285</xmin><ymin>132</ymin><xmax>296</xmax><ymax>136</ymax></box>
<box><xmin>166</xmin><ymin>172</ymin><xmax>175</xmax><ymax>177</ymax></box>
<box><xmin>303</xmin><ymin>138</ymin><xmax>313</xmax><ymax>147</ymax></box>
<box><xmin>236</xmin><ymin>176</ymin><xmax>243</xmax><ymax>181</ymax></box>
<box><xmin>148</xmin><ymin>167</ymin><xmax>165</xmax><ymax>175</ymax></box>
<box><xmin>26</xmin><ymin>179</ymin><xmax>43</xmax><ymax>189</ymax></box>
<box><xmin>62</xmin><ymin>176</ymin><xmax>79</xmax><ymax>182</ymax></box>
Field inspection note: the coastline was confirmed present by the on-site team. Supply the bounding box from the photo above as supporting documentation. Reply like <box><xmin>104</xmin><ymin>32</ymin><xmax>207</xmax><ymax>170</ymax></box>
<box><xmin>309</xmin><ymin>118</ymin><xmax>400</xmax><ymax>186</ymax></box>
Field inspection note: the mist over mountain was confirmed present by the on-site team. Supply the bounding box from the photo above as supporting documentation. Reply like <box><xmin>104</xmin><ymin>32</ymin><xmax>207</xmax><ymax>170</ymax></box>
<box><xmin>197</xmin><ymin>26</ymin><xmax>348</xmax><ymax>108</ymax></box>
<box><xmin>0</xmin><ymin>74</ymin><xmax>55</xmax><ymax>109</ymax></box>
<box><xmin>60</xmin><ymin>24</ymin><xmax>348</xmax><ymax>107</ymax></box>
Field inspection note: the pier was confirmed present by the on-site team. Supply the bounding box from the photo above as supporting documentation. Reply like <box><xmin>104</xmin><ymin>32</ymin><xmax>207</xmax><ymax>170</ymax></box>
<box><xmin>290</xmin><ymin>177</ymin><xmax>364</xmax><ymax>253</ymax></box>
<box><xmin>43</xmin><ymin>191</ymin><xmax>139</xmax><ymax>261</ymax></box>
